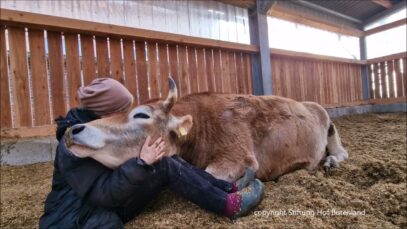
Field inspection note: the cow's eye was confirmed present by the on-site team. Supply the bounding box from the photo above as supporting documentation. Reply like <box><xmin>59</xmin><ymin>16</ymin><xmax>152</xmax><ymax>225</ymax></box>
<box><xmin>133</xmin><ymin>113</ymin><xmax>150</xmax><ymax>119</ymax></box>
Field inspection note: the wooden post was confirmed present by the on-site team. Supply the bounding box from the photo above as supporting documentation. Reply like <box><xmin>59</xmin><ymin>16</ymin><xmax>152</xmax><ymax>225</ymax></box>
<box><xmin>249</xmin><ymin>0</ymin><xmax>274</xmax><ymax>95</ymax></box>
<box><xmin>359</xmin><ymin>36</ymin><xmax>370</xmax><ymax>100</ymax></box>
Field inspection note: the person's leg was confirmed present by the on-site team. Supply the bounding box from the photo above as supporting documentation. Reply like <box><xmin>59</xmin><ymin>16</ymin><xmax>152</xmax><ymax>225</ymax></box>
<box><xmin>171</xmin><ymin>155</ymin><xmax>237</xmax><ymax>192</ymax></box>
<box><xmin>157</xmin><ymin>156</ymin><xmax>228</xmax><ymax>214</ymax></box>
<box><xmin>79</xmin><ymin>207</ymin><xmax>124</xmax><ymax>229</ymax></box>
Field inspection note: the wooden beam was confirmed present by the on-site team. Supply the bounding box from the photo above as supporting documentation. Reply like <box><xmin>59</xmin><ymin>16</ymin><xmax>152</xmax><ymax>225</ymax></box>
<box><xmin>0</xmin><ymin>9</ymin><xmax>259</xmax><ymax>53</ymax></box>
<box><xmin>372</xmin><ymin>0</ymin><xmax>393</xmax><ymax>9</ymax></box>
<box><xmin>367</xmin><ymin>52</ymin><xmax>407</xmax><ymax>64</ymax></box>
<box><xmin>269</xmin><ymin>3</ymin><xmax>364</xmax><ymax>37</ymax></box>
<box><xmin>364</xmin><ymin>1</ymin><xmax>406</xmax><ymax>26</ymax></box>
<box><xmin>216</xmin><ymin>0</ymin><xmax>256</xmax><ymax>9</ymax></box>
<box><xmin>1</xmin><ymin>125</ymin><xmax>56</xmax><ymax>139</ymax></box>
<box><xmin>365</xmin><ymin>18</ymin><xmax>407</xmax><ymax>36</ymax></box>
<box><xmin>270</xmin><ymin>48</ymin><xmax>366</xmax><ymax>65</ymax></box>
<box><xmin>258</xmin><ymin>0</ymin><xmax>277</xmax><ymax>14</ymax></box>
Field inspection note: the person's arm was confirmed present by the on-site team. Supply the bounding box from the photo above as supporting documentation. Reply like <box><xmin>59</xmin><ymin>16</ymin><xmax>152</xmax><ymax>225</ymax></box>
<box><xmin>59</xmin><ymin>137</ymin><xmax>166</xmax><ymax>208</ymax></box>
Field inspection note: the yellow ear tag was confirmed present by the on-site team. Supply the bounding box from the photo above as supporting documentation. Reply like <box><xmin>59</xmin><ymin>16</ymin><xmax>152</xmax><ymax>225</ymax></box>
<box><xmin>179</xmin><ymin>127</ymin><xmax>188</xmax><ymax>136</ymax></box>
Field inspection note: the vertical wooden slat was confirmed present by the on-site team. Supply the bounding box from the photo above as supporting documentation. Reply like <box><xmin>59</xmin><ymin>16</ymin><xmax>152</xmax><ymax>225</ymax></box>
<box><xmin>96</xmin><ymin>37</ymin><xmax>109</xmax><ymax>77</ymax></box>
<box><xmin>135</xmin><ymin>41</ymin><xmax>149</xmax><ymax>103</ymax></box>
<box><xmin>122</xmin><ymin>40</ymin><xmax>138</xmax><ymax>100</ymax></box>
<box><xmin>65</xmin><ymin>33</ymin><xmax>81</xmax><ymax>109</ymax></box>
<box><xmin>374</xmin><ymin>63</ymin><xmax>380</xmax><ymax>99</ymax></box>
<box><xmin>394</xmin><ymin>59</ymin><xmax>402</xmax><ymax>97</ymax></box>
<box><xmin>168</xmin><ymin>45</ymin><xmax>180</xmax><ymax>93</ymax></box>
<box><xmin>147</xmin><ymin>42</ymin><xmax>159</xmax><ymax>99</ymax></box>
<box><xmin>380</xmin><ymin>61</ymin><xmax>387</xmax><ymax>98</ymax></box>
<box><xmin>188</xmin><ymin>47</ymin><xmax>198</xmax><ymax>93</ymax></box>
<box><xmin>158</xmin><ymin>43</ymin><xmax>169</xmax><ymax>97</ymax></box>
<box><xmin>178</xmin><ymin>46</ymin><xmax>190</xmax><ymax>96</ymax></box>
<box><xmin>387</xmin><ymin>60</ymin><xmax>395</xmax><ymax>98</ymax></box>
<box><xmin>244</xmin><ymin>54</ymin><xmax>252</xmax><ymax>94</ymax></box>
<box><xmin>237</xmin><ymin>53</ymin><xmax>246</xmax><ymax>94</ymax></box>
<box><xmin>29</xmin><ymin>29</ymin><xmax>51</xmax><ymax>125</ymax></box>
<box><xmin>213</xmin><ymin>49</ymin><xmax>223</xmax><ymax>93</ymax></box>
<box><xmin>8</xmin><ymin>27</ymin><xmax>32</xmax><ymax>127</ymax></box>
<box><xmin>368</xmin><ymin>64</ymin><xmax>374</xmax><ymax>99</ymax></box>
<box><xmin>196</xmin><ymin>48</ymin><xmax>208</xmax><ymax>92</ymax></box>
<box><xmin>205</xmin><ymin>49</ymin><xmax>216</xmax><ymax>92</ymax></box>
<box><xmin>80</xmin><ymin>35</ymin><xmax>96</xmax><ymax>85</ymax></box>
<box><xmin>402</xmin><ymin>58</ymin><xmax>407</xmax><ymax>97</ymax></box>
<box><xmin>0</xmin><ymin>27</ymin><xmax>12</xmax><ymax>128</ymax></box>
<box><xmin>110</xmin><ymin>38</ymin><xmax>124</xmax><ymax>83</ymax></box>
<box><xmin>221</xmin><ymin>50</ymin><xmax>231</xmax><ymax>93</ymax></box>
<box><xmin>48</xmin><ymin>31</ymin><xmax>66</xmax><ymax>119</ymax></box>
<box><xmin>228</xmin><ymin>52</ymin><xmax>238</xmax><ymax>93</ymax></box>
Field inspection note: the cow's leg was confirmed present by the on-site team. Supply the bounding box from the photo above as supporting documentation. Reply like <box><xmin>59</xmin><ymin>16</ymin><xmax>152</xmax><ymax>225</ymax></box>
<box><xmin>324</xmin><ymin>123</ymin><xmax>348</xmax><ymax>172</ymax></box>
<box><xmin>205</xmin><ymin>152</ymin><xmax>259</xmax><ymax>183</ymax></box>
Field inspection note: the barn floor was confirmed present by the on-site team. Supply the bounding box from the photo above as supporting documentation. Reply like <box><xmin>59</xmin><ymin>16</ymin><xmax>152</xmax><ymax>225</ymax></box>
<box><xmin>1</xmin><ymin>113</ymin><xmax>406</xmax><ymax>229</ymax></box>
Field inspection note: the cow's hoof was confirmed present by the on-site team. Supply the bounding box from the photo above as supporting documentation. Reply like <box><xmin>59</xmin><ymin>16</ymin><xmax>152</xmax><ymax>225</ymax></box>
<box><xmin>323</xmin><ymin>156</ymin><xmax>339</xmax><ymax>175</ymax></box>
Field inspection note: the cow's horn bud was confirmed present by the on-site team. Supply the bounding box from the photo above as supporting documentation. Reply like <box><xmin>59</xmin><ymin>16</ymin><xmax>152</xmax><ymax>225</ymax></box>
<box><xmin>162</xmin><ymin>76</ymin><xmax>178</xmax><ymax>113</ymax></box>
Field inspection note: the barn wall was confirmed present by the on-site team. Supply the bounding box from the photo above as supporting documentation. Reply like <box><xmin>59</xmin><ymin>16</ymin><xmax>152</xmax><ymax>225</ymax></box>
<box><xmin>0</xmin><ymin>0</ymin><xmax>250</xmax><ymax>44</ymax></box>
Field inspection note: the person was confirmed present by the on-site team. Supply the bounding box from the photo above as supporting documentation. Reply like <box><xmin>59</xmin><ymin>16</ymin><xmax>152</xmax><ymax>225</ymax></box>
<box><xmin>39</xmin><ymin>78</ymin><xmax>264</xmax><ymax>228</ymax></box>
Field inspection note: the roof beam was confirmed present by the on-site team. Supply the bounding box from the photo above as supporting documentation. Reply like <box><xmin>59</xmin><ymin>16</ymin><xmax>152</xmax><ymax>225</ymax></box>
<box><xmin>257</xmin><ymin>0</ymin><xmax>277</xmax><ymax>14</ymax></box>
<box><xmin>295</xmin><ymin>0</ymin><xmax>363</xmax><ymax>24</ymax></box>
<box><xmin>372</xmin><ymin>0</ymin><xmax>393</xmax><ymax>9</ymax></box>
<box><xmin>364</xmin><ymin>1</ymin><xmax>406</xmax><ymax>26</ymax></box>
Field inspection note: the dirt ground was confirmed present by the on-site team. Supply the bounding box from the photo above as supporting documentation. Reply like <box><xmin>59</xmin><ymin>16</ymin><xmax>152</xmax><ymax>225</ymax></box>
<box><xmin>1</xmin><ymin>112</ymin><xmax>406</xmax><ymax>229</ymax></box>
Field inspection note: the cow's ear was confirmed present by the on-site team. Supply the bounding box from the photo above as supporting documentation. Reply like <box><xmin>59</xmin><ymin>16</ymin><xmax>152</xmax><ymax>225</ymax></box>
<box><xmin>172</xmin><ymin>115</ymin><xmax>192</xmax><ymax>138</ymax></box>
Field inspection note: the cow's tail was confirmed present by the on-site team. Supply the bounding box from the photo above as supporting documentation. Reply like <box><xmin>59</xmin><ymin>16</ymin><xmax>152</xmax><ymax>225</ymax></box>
<box><xmin>324</xmin><ymin>122</ymin><xmax>348</xmax><ymax>169</ymax></box>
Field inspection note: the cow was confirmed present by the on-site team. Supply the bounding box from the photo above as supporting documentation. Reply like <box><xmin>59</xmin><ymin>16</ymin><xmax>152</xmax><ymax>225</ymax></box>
<box><xmin>65</xmin><ymin>77</ymin><xmax>348</xmax><ymax>182</ymax></box>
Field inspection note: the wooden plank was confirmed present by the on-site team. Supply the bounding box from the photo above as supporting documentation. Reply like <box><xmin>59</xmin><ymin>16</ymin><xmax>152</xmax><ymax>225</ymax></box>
<box><xmin>403</xmin><ymin>58</ymin><xmax>407</xmax><ymax>97</ymax></box>
<box><xmin>244</xmin><ymin>54</ymin><xmax>253</xmax><ymax>94</ymax></box>
<box><xmin>213</xmin><ymin>49</ymin><xmax>223</xmax><ymax>93</ymax></box>
<box><xmin>221</xmin><ymin>50</ymin><xmax>231</xmax><ymax>93</ymax></box>
<box><xmin>369</xmin><ymin>97</ymin><xmax>406</xmax><ymax>105</ymax></box>
<box><xmin>178</xmin><ymin>46</ymin><xmax>190</xmax><ymax>96</ymax></box>
<box><xmin>135</xmin><ymin>41</ymin><xmax>149</xmax><ymax>104</ymax></box>
<box><xmin>188</xmin><ymin>47</ymin><xmax>198</xmax><ymax>93</ymax></box>
<box><xmin>1</xmin><ymin>125</ymin><xmax>56</xmax><ymax>139</ymax></box>
<box><xmin>48</xmin><ymin>31</ymin><xmax>66</xmax><ymax>119</ymax></box>
<box><xmin>228</xmin><ymin>52</ymin><xmax>238</xmax><ymax>93</ymax></box>
<box><xmin>367</xmin><ymin>52</ymin><xmax>406</xmax><ymax>64</ymax></box>
<box><xmin>271</xmin><ymin>48</ymin><xmax>366</xmax><ymax>65</ymax></box>
<box><xmin>237</xmin><ymin>53</ymin><xmax>247</xmax><ymax>94</ymax></box>
<box><xmin>28</xmin><ymin>29</ymin><xmax>51</xmax><ymax>126</ymax></box>
<box><xmin>0</xmin><ymin>9</ymin><xmax>259</xmax><ymax>53</ymax></box>
<box><xmin>0</xmin><ymin>27</ymin><xmax>12</xmax><ymax>128</ymax></box>
<box><xmin>269</xmin><ymin>4</ymin><xmax>364</xmax><ymax>37</ymax></box>
<box><xmin>373</xmin><ymin>63</ymin><xmax>381</xmax><ymax>99</ymax></box>
<box><xmin>158</xmin><ymin>43</ymin><xmax>169</xmax><ymax>97</ymax></box>
<box><xmin>65</xmin><ymin>33</ymin><xmax>82</xmax><ymax>109</ymax></box>
<box><xmin>168</xmin><ymin>45</ymin><xmax>180</xmax><ymax>94</ymax></box>
<box><xmin>196</xmin><ymin>48</ymin><xmax>208</xmax><ymax>92</ymax></box>
<box><xmin>80</xmin><ymin>34</ymin><xmax>96</xmax><ymax>85</ymax></box>
<box><xmin>368</xmin><ymin>64</ymin><xmax>375</xmax><ymax>99</ymax></box>
<box><xmin>110</xmin><ymin>38</ymin><xmax>124</xmax><ymax>83</ymax></box>
<box><xmin>122</xmin><ymin>39</ymin><xmax>138</xmax><ymax>102</ymax></box>
<box><xmin>205</xmin><ymin>48</ymin><xmax>216</xmax><ymax>92</ymax></box>
<box><xmin>96</xmin><ymin>36</ymin><xmax>109</xmax><ymax>77</ymax></box>
<box><xmin>147</xmin><ymin>42</ymin><xmax>160</xmax><ymax>99</ymax></box>
<box><xmin>387</xmin><ymin>60</ymin><xmax>395</xmax><ymax>98</ymax></box>
<box><xmin>380</xmin><ymin>61</ymin><xmax>387</xmax><ymax>98</ymax></box>
<box><xmin>365</xmin><ymin>18</ymin><xmax>406</xmax><ymax>36</ymax></box>
<box><xmin>8</xmin><ymin>27</ymin><xmax>32</xmax><ymax>127</ymax></box>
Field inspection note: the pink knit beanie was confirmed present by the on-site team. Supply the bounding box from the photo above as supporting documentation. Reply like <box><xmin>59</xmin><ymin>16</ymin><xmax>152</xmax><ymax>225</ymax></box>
<box><xmin>77</xmin><ymin>78</ymin><xmax>134</xmax><ymax>116</ymax></box>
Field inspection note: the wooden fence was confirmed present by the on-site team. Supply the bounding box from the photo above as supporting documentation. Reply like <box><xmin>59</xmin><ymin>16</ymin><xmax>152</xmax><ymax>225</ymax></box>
<box><xmin>367</xmin><ymin>52</ymin><xmax>406</xmax><ymax>102</ymax></box>
<box><xmin>0</xmin><ymin>9</ymin><xmax>254</xmax><ymax>135</ymax></box>
<box><xmin>0</xmin><ymin>9</ymin><xmax>405</xmax><ymax>139</ymax></box>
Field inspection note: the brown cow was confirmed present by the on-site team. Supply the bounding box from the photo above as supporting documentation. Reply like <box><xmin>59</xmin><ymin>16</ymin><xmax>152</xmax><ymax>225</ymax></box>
<box><xmin>66</xmin><ymin>78</ymin><xmax>348</xmax><ymax>182</ymax></box>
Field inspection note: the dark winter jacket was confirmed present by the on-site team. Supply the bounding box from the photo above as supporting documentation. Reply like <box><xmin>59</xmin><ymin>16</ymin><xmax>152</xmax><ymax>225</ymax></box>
<box><xmin>39</xmin><ymin>108</ymin><xmax>154</xmax><ymax>228</ymax></box>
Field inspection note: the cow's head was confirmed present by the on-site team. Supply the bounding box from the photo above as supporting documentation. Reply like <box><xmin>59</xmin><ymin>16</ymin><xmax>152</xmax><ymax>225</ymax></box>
<box><xmin>64</xmin><ymin>77</ymin><xmax>193</xmax><ymax>168</ymax></box>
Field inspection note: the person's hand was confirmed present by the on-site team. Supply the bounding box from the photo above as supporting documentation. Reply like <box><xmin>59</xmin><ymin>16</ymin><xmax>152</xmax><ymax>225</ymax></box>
<box><xmin>139</xmin><ymin>136</ymin><xmax>166</xmax><ymax>165</ymax></box>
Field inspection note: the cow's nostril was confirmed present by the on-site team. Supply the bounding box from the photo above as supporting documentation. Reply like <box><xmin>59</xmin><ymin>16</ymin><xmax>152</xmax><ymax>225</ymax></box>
<box><xmin>72</xmin><ymin>125</ymin><xmax>85</xmax><ymax>135</ymax></box>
